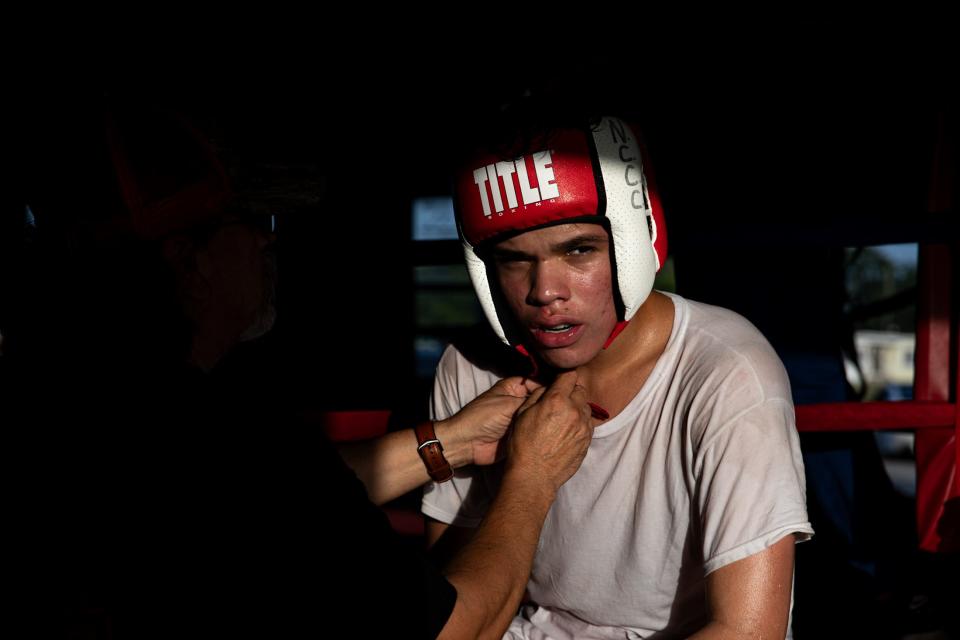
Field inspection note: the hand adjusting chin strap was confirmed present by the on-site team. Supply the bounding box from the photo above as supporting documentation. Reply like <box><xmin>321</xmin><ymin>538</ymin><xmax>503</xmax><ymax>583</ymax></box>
<box><xmin>514</xmin><ymin>320</ymin><xmax>629</xmax><ymax>421</ymax></box>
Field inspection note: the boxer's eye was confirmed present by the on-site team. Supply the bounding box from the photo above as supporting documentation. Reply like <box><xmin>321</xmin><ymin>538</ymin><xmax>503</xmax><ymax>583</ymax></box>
<box><xmin>567</xmin><ymin>244</ymin><xmax>596</xmax><ymax>256</ymax></box>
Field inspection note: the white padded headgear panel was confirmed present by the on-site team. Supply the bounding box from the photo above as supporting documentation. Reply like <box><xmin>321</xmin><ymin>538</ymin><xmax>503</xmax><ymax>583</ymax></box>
<box><xmin>589</xmin><ymin>117</ymin><xmax>659</xmax><ymax>322</ymax></box>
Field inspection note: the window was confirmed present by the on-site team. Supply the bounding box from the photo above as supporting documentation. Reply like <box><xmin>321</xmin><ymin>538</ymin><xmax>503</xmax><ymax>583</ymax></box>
<box><xmin>845</xmin><ymin>243</ymin><xmax>919</xmax><ymax>497</ymax></box>
<box><xmin>411</xmin><ymin>197</ymin><xmax>484</xmax><ymax>384</ymax></box>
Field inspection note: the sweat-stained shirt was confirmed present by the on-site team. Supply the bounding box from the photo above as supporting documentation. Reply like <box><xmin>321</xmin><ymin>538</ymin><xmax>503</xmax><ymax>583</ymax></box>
<box><xmin>422</xmin><ymin>292</ymin><xmax>813</xmax><ymax>639</ymax></box>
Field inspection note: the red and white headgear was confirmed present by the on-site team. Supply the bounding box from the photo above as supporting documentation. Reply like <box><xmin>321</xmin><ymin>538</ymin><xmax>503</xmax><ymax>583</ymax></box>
<box><xmin>454</xmin><ymin>116</ymin><xmax>668</xmax><ymax>346</ymax></box>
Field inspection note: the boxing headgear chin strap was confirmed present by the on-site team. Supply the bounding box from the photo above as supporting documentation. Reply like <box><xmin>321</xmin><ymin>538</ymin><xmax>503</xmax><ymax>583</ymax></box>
<box><xmin>515</xmin><ymin>321</ymin><xmax>628</xmax><ymax>419</ymax></box>
<box><xmin>454</xmin><ymin>116</ymin><xmax>668</xmax><ymax>350</ymax></box>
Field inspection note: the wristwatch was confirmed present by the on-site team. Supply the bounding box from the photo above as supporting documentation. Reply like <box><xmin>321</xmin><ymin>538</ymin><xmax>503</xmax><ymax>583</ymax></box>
<box><xmin>415</xmin><ymin>421</ymin><xmax>454</xmax><ymax>483</ymax></box>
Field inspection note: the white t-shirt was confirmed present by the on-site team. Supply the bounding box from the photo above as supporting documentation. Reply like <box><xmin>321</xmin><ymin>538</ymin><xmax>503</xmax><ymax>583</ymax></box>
<box><xmin>422</xmin><ymin>292</ymin><xmax>814</xmax><ymax>639</ymax></box>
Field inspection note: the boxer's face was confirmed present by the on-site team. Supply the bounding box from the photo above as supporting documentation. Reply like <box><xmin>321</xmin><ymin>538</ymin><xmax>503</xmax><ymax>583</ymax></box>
<box><xmin>491</xmin><ymin>223</ymin><xmax>617</xmax><ymax>370</ymax></box>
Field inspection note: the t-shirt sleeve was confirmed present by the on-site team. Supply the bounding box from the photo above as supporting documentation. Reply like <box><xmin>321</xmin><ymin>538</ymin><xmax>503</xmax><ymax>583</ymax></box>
<box><xmin>695</xmin><ymin>397</ymin><xmax>814</xmax><ymax>575</ymax></box>
<box><xmin>420</xmin><ymin>345</ymin><xmax>496</xmax><ymax>528</ymax></box>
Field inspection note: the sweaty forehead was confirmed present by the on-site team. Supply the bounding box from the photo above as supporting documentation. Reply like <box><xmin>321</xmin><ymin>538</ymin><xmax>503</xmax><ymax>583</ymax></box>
<box><xmin>491</xmin><ymin>222</ymin><xmax>610</xmax><ymax>253</ymax></box>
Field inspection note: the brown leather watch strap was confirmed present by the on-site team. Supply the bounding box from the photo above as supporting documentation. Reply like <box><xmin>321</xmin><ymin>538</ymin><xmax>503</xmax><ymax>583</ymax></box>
<box><xmin>415</xmin><ymin>421</ymin><xmax>454</xmax><ymax>483</ymax></box>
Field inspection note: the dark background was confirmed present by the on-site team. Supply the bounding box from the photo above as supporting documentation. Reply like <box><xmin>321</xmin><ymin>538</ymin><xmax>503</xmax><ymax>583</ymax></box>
<box><xmin>12</xmin><ymin>25</ymin><xmax>952</xmax><ymax>409</ymax></box>
<box><xmin>3</xmin><ymin>20</ymin><xmax>957</xmax><ymax>638</ymax></box>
